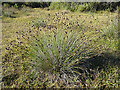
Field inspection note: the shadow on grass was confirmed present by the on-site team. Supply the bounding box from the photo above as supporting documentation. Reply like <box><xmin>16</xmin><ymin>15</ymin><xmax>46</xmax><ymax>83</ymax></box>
<box><xmin>73</xmin><ymin>51</ymin><xmax>120</xmax><ymax>75</ymax></box>
<box><xmin>86</xmin><ymin>52</ymin><xmax>120</xmax><ymax>70</ymax></box>
<box><xmin>2</xmin><ymin>74</ymin><xmax>19</xmax><ymax>86</ymax></box>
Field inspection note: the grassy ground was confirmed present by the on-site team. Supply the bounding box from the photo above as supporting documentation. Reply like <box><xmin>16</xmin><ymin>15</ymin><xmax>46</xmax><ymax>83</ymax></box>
<box><xmin>2</xmin><ymin>7</ymin><xmax>120</xmax><ymax>88</ymax></box>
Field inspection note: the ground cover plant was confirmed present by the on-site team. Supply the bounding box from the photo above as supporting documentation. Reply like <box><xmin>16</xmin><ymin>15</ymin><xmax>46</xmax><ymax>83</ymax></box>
<box><xmin>1</xmin><ymin>3</ymin><xmax>120</xmax><ymax>88</ymax></box>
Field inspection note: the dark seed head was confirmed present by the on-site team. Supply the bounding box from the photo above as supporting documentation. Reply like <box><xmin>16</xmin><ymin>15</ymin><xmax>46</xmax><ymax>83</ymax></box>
<box><xmin>65</xmin><ymin>31</ymin><xmax>67</xmax><ymax>34</ymax></box>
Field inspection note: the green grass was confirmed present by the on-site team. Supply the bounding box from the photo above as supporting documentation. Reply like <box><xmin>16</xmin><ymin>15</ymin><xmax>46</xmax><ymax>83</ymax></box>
<box><xmin>101</xmin><ymin>17</ymin><xmax>119</xmax><ymax>51</ymax></box>
<box><xmin>27</xmin><ymin>29</ymin><xmax>95</xmax><ymax>74</ymax></box>
<box><xmin>85</xmin><ymin>65</ymin><xmax>120</xmax><ymax>88</ymax></box>
<box><xmin>2</xmin><ymin>7</ymin><xmax>120</xmax><ymax>88</ymax></box>
<box><xmin>31</xmin><ymin>18</ymin><xmax>46</xmax><ymax>28</ymax></box>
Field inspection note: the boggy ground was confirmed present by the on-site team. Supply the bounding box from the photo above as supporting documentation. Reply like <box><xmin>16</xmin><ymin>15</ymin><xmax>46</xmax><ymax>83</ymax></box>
<box><xmin>2</xmin><ymin>7</ymin><xmax>120</xmax><ymax>88</ymax></box>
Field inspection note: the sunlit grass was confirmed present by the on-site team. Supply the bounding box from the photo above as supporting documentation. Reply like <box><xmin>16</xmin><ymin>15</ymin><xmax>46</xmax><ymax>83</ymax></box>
<box><xmin>26</xmin><ymin>29</ymin><xmax>95</xmax><ymax>74</ymax></box>
<box><xmin>2</xmin><ymin>7</ymin><xmax>119</xmax><ymax>88</ymax></box>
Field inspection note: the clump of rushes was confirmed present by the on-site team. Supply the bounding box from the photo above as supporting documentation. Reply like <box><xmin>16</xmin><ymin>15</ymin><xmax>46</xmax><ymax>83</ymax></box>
<box><xmin>101</xmin><ymin>18</ymin><xmax>119</xmax><ymax>51</ymax></box>
<box><xmin>32</xmin><ymin>18</ymin><xmax>46</xmax><ymax>28</ymax></box>
<box><xmin>26</xmin><ymin>29</ymin><xmax>95</xmax><ymax>77</ymax></box>
<box><xmin>102</xmin><ymin>18</ymin><xmax>118</xmax><ymax>39</ymax></box>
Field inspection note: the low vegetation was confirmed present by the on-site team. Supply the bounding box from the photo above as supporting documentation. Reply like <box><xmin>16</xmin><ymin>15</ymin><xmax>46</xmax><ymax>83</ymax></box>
<box><xmin>1</xmin><ymin>3</ymin><xmax>120</xmax><ymax>88</ymax></box>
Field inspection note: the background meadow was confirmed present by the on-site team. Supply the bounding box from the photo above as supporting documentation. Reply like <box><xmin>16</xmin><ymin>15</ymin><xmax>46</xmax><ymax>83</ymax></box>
<box><xmin>1</xmin><ymin>2</ymin><xmax>120</xmax><ymax>88</ymax></box>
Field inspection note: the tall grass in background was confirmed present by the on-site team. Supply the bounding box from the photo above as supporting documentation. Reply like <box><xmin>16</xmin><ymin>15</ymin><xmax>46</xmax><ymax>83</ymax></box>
<box><xmin>102</xmin><ymin>18</ymin><xmax>119</xmax><ymax>51</ymax></box>
<box><xmin>103</xmin><ymin>18</ymin><xmax>118</xmax><ymax>39</ymax></box>
<box><xmin>49</xmin><ymin>2</ymin><xmax>120</xmax><ymax>12</ymax></box>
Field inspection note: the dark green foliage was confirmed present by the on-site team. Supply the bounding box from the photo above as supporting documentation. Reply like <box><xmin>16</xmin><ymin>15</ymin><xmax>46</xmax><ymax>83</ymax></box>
<box><xmin>2</xmin><ymin>2</ymin><xmax>120</xmax><ymax>12</ymax></box>
<box><xmin>14</xmin><ymin>3</ymin><xmax>18</xmax><ymax>9</ymax></box>
<box><xmin>24</xmin><ymin>2</ymin><xmax>50</xmax><ymax>8</ymax></box>
<box><xmin>2</xmin><ymin>2</ymin><xmax>24</xmax><ymax>8</ymax></box>
<box><xmin>2</xmin><ymin>2</ymin><xmax>51</xmax><ymax>8</ymax></box>
<box><xmin>49</xmin><ymin>2</ymin><xmax>120</xmax><ymax>12</ymax></box>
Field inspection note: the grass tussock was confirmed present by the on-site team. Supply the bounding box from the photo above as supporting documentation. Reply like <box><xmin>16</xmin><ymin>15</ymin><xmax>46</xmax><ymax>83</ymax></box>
<box><xmin>26</xmin><ymin>29</ymin><xmax>95</xmax><ymax>74</ymax></box>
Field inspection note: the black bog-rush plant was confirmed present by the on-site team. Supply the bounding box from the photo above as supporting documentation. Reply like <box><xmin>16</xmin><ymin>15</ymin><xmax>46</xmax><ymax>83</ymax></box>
<box><xmin>27</xmin><ymin>30</ymin><xmax>95</xmax><ymax>77</ymax></box>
